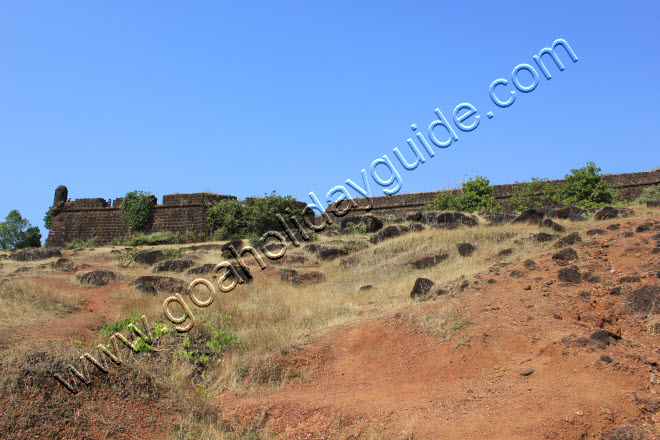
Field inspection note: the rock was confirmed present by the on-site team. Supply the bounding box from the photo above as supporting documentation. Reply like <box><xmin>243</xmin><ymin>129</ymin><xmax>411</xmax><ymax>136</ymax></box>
<box><xmin>509</xmin><ymin>270</ymin><xmax>523</xmax><ymax>278</ymax></box>
<box><xmin>498</xmin><ymin>248</ymin><xmax>514</xmax><ymax>257</ymax></box>
<box><xmin>609</xmin><ymin>286</ymin><xmax>623</xmax><ymax>295</ymax></box>
<box><xmin>410</xmin><ymin>277</ymin><xmax>435</xmax><ymax>300</ymax></box>
<box><xmin>636</xmin><ymin>222</ymin><xmax>653</xmax><ymax>233</ymax></box>
<box><xmin>54</xmin><ymin>258</ymin><xmax>75</xmax><ymax>272</ymax></box>
<box><xmin>553</xmin><ymin>247</ymin><xmax>578</xmax><ymax>262</ymax></box>
<box><xmin>339</xmin><ymin>255</ymin><xmax>359</xmax><ymax>268</ymax></box>
<box><xmin>651</xmin><ymin>233</ymin><xmax>660</xmax><ymax>241</ymax></box>
<box><xmin>221</xmin><ymin>239</ymin><xmax>244</xmax><ymax>258</ymax></box>
<box><xmin>523</xmin><ymin>259</ymin><xmax>536</xmax><ymax>270</ymax></box>
<box><xmin>558</xmin><ymin>266</ymin><xmax>582</xmax><ymax>283</ymax></box>
<box><xmin>599</xmin><ymin>425</ymin><xmax>646</xmax><ymax>440</ymax></box>
<box><xmin>359</xmin><ymin>285</ymin><xmax>374</xmax><ymax>292</ymax></box>
<box><xmin>432</xmin><ymin>212</ymin><xmax>478</xmax><ymax>229</ymax></box>
<box><xmin>541</xmin><ymin>218</ymin><xmax>566</xmax><ymax>232</ymax></box>
<box><xmin>153</xmin><ymin>259</ymin><xmax>195</xmax><ymax>273</ymax></box>
<box><xmin>600</xmin><ymin>354</ymin><xmax>613</xmax><ymax>363</ymax></box>
<box><xmin>318</xmin><ymin>247</ymin><xmax>344</xmax><ymax>261</ymax></box>
<box><xmin>9</xmin><ymin>248</ymin><xmax>62</xmax><ymax>261</ymax></box>
<box><xmin>480</xmin><ymin>211</ymin><xmax>517</xmax><ymax>225</ymax></box>
<box><xmin>373</xmin><ymin>225</ymin><xmax>406</xmax><ymax>242</ymax></box>
<box><xmin>420</xmin><ymin>212</ymin><xmax>438</xmax><ymax>224</ymax></box>
<box><xmin>131</xmin><ymin>276</ymin><xmax>188</xmax><ymax>295</ymax></box>
<box><xmin>512</xmin><ymin>209</ymin><xmax>545</xmax><ymax>224</ymax></box>
<box><xmin>590</xmin><ymin>329</ymin><xmax>611</xmax><ymax>345</ymax></box>
<box><xmin>619</xmin><ymin>275</ymin><xmax>641</xmax><ymax>284</ymax></box>
<box><xmin>76</xmin><ymin>270</ymin><xmax>118</xmax><ymax>287</ymax></box>
<box><xmin>546</xmin><ymin>206</ymin><xmax>586</xmax><ymax>222</ymax></box>
<box><xmin>187</xmin><ymin>264</ymin><xmax>217</xmax><ymax>275</ymax></box>
<box><xmin>520</xmin><ymin>368</ymin><xmax>535</xmax><ymax>377</ymax></box>
<box><xmin>487</xmin><ymin>279</ymin><xmax>497</xmax><ymax>284</ymax></box>
<box><xmin>647</xmin><ymin>201</ymin><xmax>660</xmax><ymax>208</ymax></box>
<box><xmin>586</xmin><ymin>228</ymin><xmax>606</xmax><ymax>236</ymax></box>
<box><xmin>606</xmin><ymin>223</ymin><xmax>620</xmax><ymax>230</ymax></box>
<box><xmin>409</xmin><ymin>223</ymin><xmax>424</xmax><ymax>232</ymax></box>
<box><xmin>405</xmin><ymin>212</ymin><xmax>423</xmax><ymax>222</ymax></box>
<box><xmin>619</xmin><ymin>231</ymin><xmax>635</xmax><ymax>238</ymax></box>
<box><xmin>457</xmin><ymin>243</ymin><xmax>476</xmax><ymax>257</ymax></box>
<box><xmin>183</xmin><ymin>244</ymin><xmax>223</xmax><ymax>252</ymax></box>
<box><xmin>278</xmin><ymin>268</ymin><xmax>299</xmax><ymax>282</ymax></box>
<box><xmin>290</xmin><ymin>271</ymin><xmax>326</xmax><ymax>286</ymax></box>
<box><xmin>653</xmin><ymin>247</ymin><xmax>660</xmax><ymax>254</ymax></box>
<box><xmin>594</xmin><ymin>206</ymin><xmax>628</xmax><ymax>220</ymax></box>
<box><xmin>626</xmin><ymin>285</ymin><xmax>660</xmax><ymax>314</ymax></box>
<box><xmin>133</xmin><ymin>250</ymin><xmax>165</xmax><ymax>265</ymax></box>
<box><xmin>340</xmin><ymin>215</ymin><xmax>383</xmax><ymax>233</ymax></box>
<box><xmin>583</xmin><ymin>273</ymin><xmax>601</xmax><ymax>283</ymax></box>
<box><xmin>554</xmin><ymin>232</ymin><xmax>582</xmax><ymax>248</ymax></box>
<box><xmin>12</xmin><ymin>266</ymin><xmax>32</xmax><ymax>274</ymax></box>
<box><xmin>410</xmin><ymin>253</ymin><xmax>450</xmax><ymax>269</ymax></box>
<box><xmin>532</xmin><ymin>232</ymin><xmax>556</xmax><ymax>243</ymax></box>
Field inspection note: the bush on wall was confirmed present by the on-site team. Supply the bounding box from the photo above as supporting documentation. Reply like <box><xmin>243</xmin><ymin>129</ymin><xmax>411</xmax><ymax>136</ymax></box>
<box><xmin>425</xmin><ymin>176</ymin><xmax>501</xmax><ymax>212</ymax></box>
<box><xmin>120</xmin><ymin>191</ymin><xmax>156</xmax><ymax>233</ymax></box>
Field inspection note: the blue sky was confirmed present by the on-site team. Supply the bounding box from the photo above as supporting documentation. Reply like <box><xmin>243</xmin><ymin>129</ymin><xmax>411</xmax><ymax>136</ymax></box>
<box><xmin>1</xmin><ymin>1</ymin><xmax>658</xmax><ymax>237</ymax></box>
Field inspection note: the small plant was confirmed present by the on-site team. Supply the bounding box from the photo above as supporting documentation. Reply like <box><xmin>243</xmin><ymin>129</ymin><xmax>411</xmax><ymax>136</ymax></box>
<box><xmin>120</xmin><ymin>190</ymin><xmax>156</xmax><ymax>233</ymax></box>
<box><xmin>164</xmin><ymin>248</ymin><xmax>186</xmax><ymax>260</ymax></box>
<box><xmin>64</xmin><ymin>236</ymin><xmax>99</xmax><ymax>250</ymax></box>
<box><xmin>508</xmin><ymin>178</ymin><xmax>558</xmax><ymax>211</ymax></box>
<box><xmin>383</xmin><ymin>214</ymin><xmax>396</xmax><ymax>224</ymax></box>
<box><xmin>634</xmin><ymin>184</ymin><xmax>660</xmax><ymax>204</ymax></box>
<box><xmin>553</xmin><ymin>162</ymin><xmax>617</xmax><ymax>208</ymax></box>
<box><xmin>425</xmin><ymin>176</ymin><xmax>501</xmax><ymax>212</ymax></box>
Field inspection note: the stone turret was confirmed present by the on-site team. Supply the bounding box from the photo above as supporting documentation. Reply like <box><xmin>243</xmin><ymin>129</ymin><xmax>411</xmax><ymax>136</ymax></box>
<box><xmin>53</xmin><ymin>185</ymin><xmax>68</xmax><ymax>207</ymax></box>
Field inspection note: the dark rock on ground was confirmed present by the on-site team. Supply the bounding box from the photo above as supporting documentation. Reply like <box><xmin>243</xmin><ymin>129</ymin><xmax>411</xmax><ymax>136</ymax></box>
<box><xmin>590</xmin><ymin>329</ymin><xmax>611</xmax><ymax>345</ymax></box>
<box><xmin>512</xmin><ymin>209</ymin><xmax>545</xmax><ymax>224</ymax></box>
<box><xmin>359</xmin><ymin>285</ymin><xmax>374</xmax><ymax>292</ymax></box>
<box><xmin>340</xmin><ymin>215</ymin><xmax>383</xmax><ymax>233</ymax></box>
<box><xmin>606</xmin><ymin>223</ymin><xmax>620</xmax><ymax>230</ymax></box>
<box><xmin>432</xmin><ymin>212</ymin><xmax>478</xmax><ymax>229</ymax></box>
<box><xmin>523</xmin><ymin>259</ymin><xmax>536</xmax><ymax>270</ymax></box>
<box><xmin>619</xmin><ymin>231</ymin><xmax>635</xmax><ymax>238</ymax></box>
<box><xmin>291</xmin><ymin>271</ymin><xmax>326</xmax><ymax>286</ymax></box>
<box><xmin>410</xmin><ymin>253</ymin><xmax>450</xmax><ymax>269</ymax></box>
<box><xmin>278</xmin><ymin>268</ymin><xmax>299</xmax><ymax>282</ymax></box>
<box><xmin>541</xmin><ymin>218</ymin><xmax>566</xmax><ymax>232</ymax></box>
<box><xmin>405</xmin><ymin>212</ymin><xmax>422</xmax><ymax>222</ymax></box>
<box><xmin>131</xmin><ymin>276</ymin><xmax>188</xmax><ymax>295</ymax></box>
<box><xmin>520</xmin><ymin>368</ymin><xmax>535</xmax><ymax>377</ymax></box>
<box><xmin>619</xmin><ymin>275</ymin><xmax>641</xmax><ymax>284</ymax></box>
<box><xmin>133</xmin><ymin>250</ymin><xmax>165</xmax><ymax>265</ymax></box>
<box><xmin>583</xmin><ymin>272</ymin><xmax>601</xmax><ymax>283</ymax></box>
<box><xmin>636</xmin><ymin>222</ymin><xmax>653</xmax><ymax>233</ymax></box>
<box><xmin>9</xmin><ymin>248</ymin><xmax>62</xmax><ymax>262</ymax></box>
<box><xmin>153</xmin><ymin>259</ymin><xmax>195</xmax><ymax>273</ymax></box>
<box><xmin>653</xmin><ymin>247</ymin><xmax>660</xmax><ymax>254</ymax></box>
<box><xmin>532</xmin><ymin>232</ymin><xmax>556</xmax><ymax>243</ymax></box>
<box><xmin>318</xmin><ymin>247</ymin><xmax>344</xmax><ymax>261</ymax></box>
<box><xmin>509</xmin><ymin>270</ymin><xmax>523</xmax><ymax>278</ymax></box>
<box><xmin>480</xmin><ymin>211</ymin><xmax>517</xmax><ymax>225</ymax></box>
<box><xmin>410</xmin><ymin>277</ymin><xmax>435</xmax><ymax>300</ymax></box>
<box><xmin>647</xmin><ymin>200</ymin><xmax>660</xmax><ymax>208</ymax></box>
<box><xmin>409</xmin><ymin>223</ymin><xmax>424</xmax><ymax>232</ymax></box>
<box><xmin>553</xmin><ymin>247</ymin><xmax>578</xmax><ymax>262</ymax></box>
<box><xmin>626</xmin><ymin>285</ymin><xmax>660</xmax><ymax>314</ymax></box>
<box><xmin>221</xmin><ymin>239</ymin><xmax>244</xmax><ymax>258</ymax></box>
<box><xmin>183</xmin><ymin>244</ymin><xmax>223</xmax><ymax>252</ymax></box>
<box><xmin>558</xmin><ymin>266</ymin><xmax>582</xmax><ymax>283</ymax></box>
<box><xmin>457</xmin><ymin>243</ymin><xmax>476</xmax><ymax>257</ymax></box>
<box><xmin>609</xmin><ymin>286</ymin><xmax>623</xmax><ymax>295</ymax></box>
<box><xmin>187</xmin><ymin>264</ymin><xmax>217</xmax><ymax>275</ymax></box>
<box><xmin>594</xmin><ymin>206</ymin><xmax>630</xmax><ymax>220</ymax></box>
<box><xmin>554</xmin><ymin>232</ymin><xmax>582</xmax><ymax>248</ymax></box>
<box><xmin>600</xmin><ymin>354</ymin><xmax>613</xmax><ymax>363</ymax></box>
<box><xmin>546</xmin><ymin>206</ymin><xmax>586</xmax><ymax>222</ymax></box>
<box><xmin>599</xmin><ymin>425</ymin><xmax>647</xmax><ymax>440</ymax></box>
<box><xmin>586</xmin><ymin>228</ymin><xmax>606</xmax><ymax>236</ymax></box>
<box><xmin>373</xmin><ymin>225</ymin><xmax>406</xmax><ymax>243</ymax></box>
<box><xmin>498</xmin><ymin>248</ymin><xmax>514</xmax><ymax>257</ymax></box>
<box><xmin>76</xmin><ymin>270</ymin><xmax>118</xmax><ymax>287</ymax></box>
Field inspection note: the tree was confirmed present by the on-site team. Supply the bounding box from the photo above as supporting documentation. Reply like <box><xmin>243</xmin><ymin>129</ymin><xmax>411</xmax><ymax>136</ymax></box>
<box><xmin>120</xmin><ymin>191</ymin><xmax>156</xmax><ymax>233</ymax></box>
<box><xmin>0</xmin><ymin>210</ymin><xmax>42</xmax><ymax>249</ymax></box>
<box><xmin>555</xmin><ymin>162</ymin><xmax>616</xmax><ymax>208</ymax></box>
<box><xmin>425</xmin><ymin>176</ymin><xmax>502</xmax><ymax>212</ymax></box>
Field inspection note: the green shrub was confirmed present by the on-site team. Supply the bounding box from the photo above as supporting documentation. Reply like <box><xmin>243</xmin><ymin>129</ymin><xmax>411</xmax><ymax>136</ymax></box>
<box><xmin>164</xmin><ymin>248</ymin><xmax>186</xmax><ymax>260</ymax></box>
<box><xmin>64</xmin><ymin>236</ymin><xmax>99</xmax><ymax>250</ymax></box>
<box><xmin>120</xmin><ymin>191</ymin><xmax>156</xmax><ymax>232</ymax></box>
<box><xmin>634</xmin><ymin>184</ymin><xmax>660</xmax><ymax>204</ymax></box>
<box><xmin>206</xmin><ymin>191</ymin><xmax>301</xmax><ymax>239</ymax></box>
<box><xmin>0</xmin><ymin>210</ymin><xmax>42</xmax><ymax>249</ymax></box>
<box><xmin>425</xmin><ymin>176</ymin><xmax>501</xmax><ymax>212</ymax></box>
<box><xmin>508</xmin><ymin>178</ymin><xmax>559</xmax><ymax>211</ymax></box>
<box><xmin>553</xmin><ymin>162</ymin><xmax>617</xmax><ymax>208</ymax></box>
<box><xmin>43</xmin><ymin>207</ymin><xmax>54</xmax><ymax>230</ymax></box>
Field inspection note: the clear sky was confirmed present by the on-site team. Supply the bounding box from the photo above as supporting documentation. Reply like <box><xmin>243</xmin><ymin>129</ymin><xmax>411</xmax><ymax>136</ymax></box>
<box><xmin>1</xmin><ymin>1</ymin><xmax>658</xmax><ymax>238</ymax></box>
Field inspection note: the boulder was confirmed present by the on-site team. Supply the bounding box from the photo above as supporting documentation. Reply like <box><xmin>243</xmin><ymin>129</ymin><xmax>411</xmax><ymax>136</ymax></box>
<box><xmin>410</xmin><ymin>277</ymin><xmax>435</xmax><ymax>300</ymax></box>
<box><xmin>647</xmin><ymin>200</ymin><xmax>660</xmax><ymax>208</ymax></box>
<box><xmin>479</xmin><ymin>211</ymin><xmax>517</xmax><ymax>225</ymax></box>
<box><xmin>278</xmin><ymin>268</ymin><xmax>299</xmax><ymax>282</ymax></box>
<box><xmin>586</xmin><ymin>228</ymin><xmax>606</xmax><ymax>236</ymax></box>
<box><xmin>410</xmin><ymin>253</ymin><xmax>450</xmax><ymax>269</ymax></box>
<box><xmin>340</xmin><ymin>215</ymin><xmax>383</xmax><ymax>233</ymax></box>
<box><xmin>290</xmin><ymin>271</ymin><xmax>326</xmax><ymax>286</ymax></box>
<box><xmin>131</xmin><ymin>276</ymin><xmax>188</xmax><ymax>295</ymax></box>
<box><xmin>498</xmin><ymin>248</ymin><xmax>514</xmax><ymax>257</ymax></box>
<box><xmin>554</xmin><ymin>232</ymin><xmax>582</xmax><ymax>248</ymax></box>
<box><xmin>405</xmin><ymin>212</ymin><xmax>423</xmax><ymax>222</ymax></box>
<box><xmin>153</xmin><ymin>259</ymin><xmax>195</xmax><ymax>273</ymax></box>
<box><xmin>187</xmin><ymin>264</ymin><xmax>217</xmax><ymax>275</ymax></box>
<box><xmin>9</xmin><ymin>248</ymin><xmax>62</xmax><ymax>262</ymax></box>
<box><xmin>545</xmin><ymin>206</ymin><xmax>586</xmax><ymax>222</ymax></box>
<box><xmin>318</xmin><ymin>247</ymin><xmax>344</xmax><ymax>261</ymax></box>
<box><xmin>373</xmin><ymin>225</ymin><xmax>406</xmax><ymax>243</ymax></box>
<box><xmin>558</xmin><ymin>266</ymin><xmax>581</xmax><ymax>283</ymax></box>
<box><xmin>541</xmin><ymin>218</ymin><xmax>566</xmax><ymax>232</ymax></box>
<box><xmin>523</xmin><ymin>259</ymin><xmax>536</xmax><ymax>270</ymax></box>
<box><xmin>457</xmin><ymin>243</ymin><xmax>476</xmax><ymax>257</ymax></box>
<box><xmin>599</xmin><ymin>425</ymin><xmax>647</xmax><ymax>440</ymax></box>
<box><xmin>359</xmin><ymin>285</ymin><xmax>374</xmax><ymax>292</ymax></box>
<box><xmin>133</xmin><ymin>250</ymin><xmax>165</xmax><ymax>265</ymax></box>
<box><xmin>512</xmin><ymin>209</ymin><xmax>545</xmax><ymax>224</ymax></box>
<box><xmin>636</xmin><ymin>222</ymin><xmax>652</xmax><ymax>233</ymax></box>
<box><xmin>594</xmin><ymin>206</ymin><xmax>630</xmax><ymax>220</ymax></box>
<box><xmin>552</xmin><ymin>247</ymin><xmax>578</xmax><ymax>262</ymax></box>
<box><xmin>532</xmin><ymin>232</ymin><xmax>556</xmax><ymax>243</ymax></box>
<box><xmin>625</xmin><ymin>285</ymin><xmax>660</xmax><ymax>314</ymax></box>
<box><xmin>221</xmin><ymin>239</ymin><xmax>244</xmax><ymax>258</ymax></box>
<box><xmin>76</xmin><ymin>270</ymin><xmax>118</xmax><ymax>287</ymax></box>
<box><xmin>432</xmin><ymin>212</ymin><xmax>478</xmax><ymax>229</ymax></box>
<box><xmin>606</xmin><ymin>223</ymin><xmax>620</xmax><ymax>230</ymax></box>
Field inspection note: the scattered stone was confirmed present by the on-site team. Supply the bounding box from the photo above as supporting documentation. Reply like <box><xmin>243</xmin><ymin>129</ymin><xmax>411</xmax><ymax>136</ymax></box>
<box><xmin>409</xmin><ymin>223</ymin><xmax>424</xmax><ymax>232</ymax></box>
<box><xmin>319</xmin><ymin>247</ymin><xmax>344</xmax><ymax>261</ymax></box>
<box><xmin>553</xmin><ymin>247</ymin><xmax>578</xmax><ymax>262</ymax></box>
<box><xmin>600</xmin><ymin>354</ymin><xmax>613</xmax><ymax>363</ymax></box>
<box><xmin>221</xmin><ymin>239</ymin><xmax>244</xmax><ymax>258</ymax></box>
<box><xmin>76</xmin><ymin>270</ymin><xmax>118</xmax><ymax>287</ymax></box>
<box><xmin>523</xmin><ymin>259</ymin><xmax>536</xmax><ymax>270</ymax></box>
<box><xmin>520</xmin><ymin>368</ymin><xmax>535</xmax><ymax>377</ymax></box>
<box><xmin>619</xmin><ymin>275</ymin><xmax>641</xmax><ymax>284</ymax></box>
<box><xmin>359</xmin><ymin>285</ymin><xmax>374</xmax><ymax>292</ymax></box>
<box><xmin>498</xmin><ymin>248</ymin><xmax>514</xmax><ymax>257</ymax></box>
<box><xmin>13</xmin><ymin>266</ymin><xmax>32</xmax><ymax>274</ymax></box>
<box><xmin>590</xmin><ymin>329</ymin><xmax>611</xmax><ymax>346</ymax></box>
<box><xmin>405</xmin><ymin>212</ymin><xmax>422</xmax><ymax>222</ymax></box>
<box><xmin>433</xmin><ymin>212</ymin><xmax>478</xmax><ymax>229</ymax></box>
<box><xmin>457</xmin><ymin>243</ymin><xmax>476</xmax><ymax>257</ymax></box>
<box><xmin>513</xmin><ymin>209</ymin><xmax>544</xmax><ymax>224</ymax></box>
<box><xmin>487</xmin><ymin>279</ymin><xmax>497</xmax><ymax>284</ymax></box>
<box><xmin>653</xmin><ymin>247</ymin><xmax>660</xmax><ymax>254</ymax></box>
<box><xmin>373</xmin><ymin>225</ymin><xmax>406</xmax><ymax>243</ymax></box>
<box><xmin>340</xmin><ymin>215</ymin><xmax>383</xmax><ymax>233</ymax></box>
<box><xmin>647</xmin><ymin>201</ymin><xmax>660</xmax><ymax>208</ymax></box>
<box><xmin>583</xmin><ymin>273</ymin><xmax>602</xmax><ymax>283</ymax></box>
<box><xmin>291</xmin><ymin>271</ymin><xmax>326</xmax><ymax>286</ymax></box>
<box><xmin>435</xmin><ymin>288</ymin><xmax>449</xmax><ymax>296</ymax></box>
<box><xmin>9</xmin><ymin>248</ymin><xmax>62</xmax><ymax>262</ymax></box>
<box><xmin>541</xmin><ymin>218</ymin><xmax>566</xmax><ymax>232</ymax></box>
<box><xmin>479</xmin><ymin>211</ymin><xmax>517</xmax><ymax>225</ymax></box>
<box><xmin>153</xmin><ymin>259</ymin><xmax>195</xmax><ymax>273</ymax></box>
<box><xmin>410</xmin><ymin>253</ymin><xmax>450</xmax><ymax>269</ymax></box>
<box><xmin>187</xmin><ymin>264</ymin><xmax>217</xmax><ymax>275</ymax></box>
<box><xmin>558</xmin><ymin>266</ymin><xmax>582</xmax><ymax>283</ymax></box>
<box><xmin>580</xmin><ymin>291</ymin><xmax>591</xmax><ymax>299</ymax></box>
<box><xmin>606</xmin><ymin>223</ymin><xmax>620</xmax><ymax>230</ymax></box>
<box><xmin>546</xmin><ymin>206</ymin><xmax>587</xmax><ymax>222</ymax></box>
<box><xmin>609</xmin><ymin>286</ymin><xmax>623</xmax><ymax>295</ymax></box>
<box><xmin>509</xmin><ymin>270</ymin><xmax>523</xmax><ymax>278</ymax></box>
<box><xmin>532</xmin><ymin>232</ymin><xmax>556</xmax><ymax>243</ymax></box>
<box><xmin>410</xmin><ymin>277</ymin><xmax>435</xmax><ymax>300</ymax></box>
<box><xmin>554</xmin><ymin>232</ymin><xmax>582</xmax><ymax>248</ymax></box>
<box><xmin>619</xmin><ymin>231</ymin><xmax>635</xmax><ymax>238</ymax></box>
<box><xmin>133</xmin><ymin>250</ymin><xmax>165</xmax><ymax>265</ymax></box>
<box><xmin>636</xmin><ymin>222</ymin><xmax>653</xmax><ymax>233</ymax></box>
<box><xmin>626</xmin><ymin>285</ymin><xmax>660</xmax><ymax>315</ymax></box>
<box><xmin>586</xmin><ymin>228</ymin><xmax>606</xmax><ymax>236</ymax></box>
<box><xmin>599</xmin><ymin>425</ymin><xmax>646</xmax><ymax>440</ymax></box>
<box><xmin>594</xmin><ymin>206</ymin><xmax>629</xmax><ymax>220</ymax></box>
<box><xmin>131</xmin><ymin>276</ymin><xmax>188</xmax><ymax>295</ymax></box>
